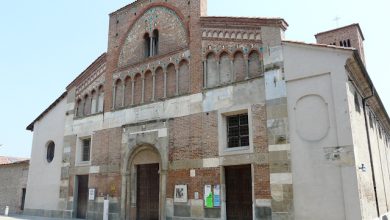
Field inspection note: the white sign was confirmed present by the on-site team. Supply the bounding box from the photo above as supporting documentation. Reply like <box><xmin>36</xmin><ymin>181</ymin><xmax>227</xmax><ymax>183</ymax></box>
<box><xmin>190</xmin><ymin>169</ymin><xmax>196</xmax><ymax>177</ymax></box>
<box><xmin>174</xmin><ymin>185</ymin><xmax>188</xmax><ymax>203</ymax></box>
<box><xmin>89</xmin><ymin>188</ymin><xmax>95</xmax><ymax>201</ymax></box>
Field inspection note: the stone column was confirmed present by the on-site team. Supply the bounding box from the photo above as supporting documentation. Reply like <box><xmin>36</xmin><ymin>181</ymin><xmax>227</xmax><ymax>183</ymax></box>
<box><xmin>246</xmin><ymin>57</ymin><xmax>250</xmax><ymax>79</ymax></box>
<box><xmin>121</xmin><ymin>83</ymin><xmax>125</xmax><ymax>107</ymax></box>
<box><xmin>150</xmin><ymin>37</ymin><xmax>154</xmax><ymax>57</ymax></box>
<box><xmin>217</xmin><ymin>60</ymin><xmax>221</xmax><ymax>85</ymax></box>
<box><xmin>152</xmin><ymin>72</ymin><xmax>156</xmax><ymax>102</ymax></box>
<box><xmin>131</xmin><ymin>80</ymin><xmax>135</xmax><ymax>105</ymax></box>
<box><xmin>230</xmin><ymin>59</ymin><xmax>234</xmax><ymax>83</ymax></box>
<box><xmin>112</xmin><ymin>85</ymin><xmax>116</xmax><ymax>109</ymax></box>
<box><xmin>141</xmin><ymin>76</ymin><xmax>145</xmax><ymax>104</ymax></box>
<box><xmin>163</xmin><ymin>68</ymin><xmax>167</xmax><ymax>98</ymax></box>
<box><xmin>175</xmin><ymin>66</ymin><xmax>179</xmax><ymax>96</ymax></box>
<box><xmin>160</xmin><ymin>169</ymin><xmax>167</xmax><ymax>220</ymax></box>
<box><xmin>203</xmin><ymin>61</ymin><xmax>207</xmax><ymax>88</ymax></box>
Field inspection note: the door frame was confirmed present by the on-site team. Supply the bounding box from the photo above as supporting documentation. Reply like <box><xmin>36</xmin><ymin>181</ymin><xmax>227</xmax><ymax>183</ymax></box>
<box><xmin>136</xmin><ymin>163</ymin><xmax>160</xmax><ymax>219</ymax></box>
<box><xmin>121</xmin><ymin>144</ymin><xmax>167</xmax><ymax>220</ymax></box>
<box><xmin>73</xmin><ymin>175</ymin><xmax>89</xmax><ymax>219</ymax></box>
<box><xmin>221</xmin><ymin>164</ymin><xmax>255</xmax><ymax>220</ymax></box>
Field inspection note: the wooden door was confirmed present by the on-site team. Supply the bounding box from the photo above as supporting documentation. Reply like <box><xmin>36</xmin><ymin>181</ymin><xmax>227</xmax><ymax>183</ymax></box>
<box><xmin>137</xmin><ymin>164</ymin><xmax>159</xmax><ymax>220</ymax></box>
<box><xmin>225</xmin><ymin>165</ymin><xmax>253</xmax><ymax>220</ymax></box>
<box><xmin>77</xmin><ymin>175</ymin><xmax>89</xmax><ymax>219</ymax></box>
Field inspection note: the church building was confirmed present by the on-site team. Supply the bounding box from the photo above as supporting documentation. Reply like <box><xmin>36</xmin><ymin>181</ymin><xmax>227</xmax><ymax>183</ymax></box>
<box><xmin>24</xmin><ymin>0</ymin><xmax>390</xmax><ymax>220</ymax></box>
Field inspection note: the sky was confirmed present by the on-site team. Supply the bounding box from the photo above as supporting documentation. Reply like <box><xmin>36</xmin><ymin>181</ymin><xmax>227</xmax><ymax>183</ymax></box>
<box><xmin>0</xmin><ymin>0</ymin><xmax>389</xmax><ymax>158</ymax></box>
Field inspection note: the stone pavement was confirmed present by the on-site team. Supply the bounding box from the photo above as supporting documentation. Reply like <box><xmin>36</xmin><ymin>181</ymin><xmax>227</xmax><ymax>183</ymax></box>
<box><xmin>0</xmin><ymin>215</ymin><xmax>75</xmax><ymax>220</ymax></box>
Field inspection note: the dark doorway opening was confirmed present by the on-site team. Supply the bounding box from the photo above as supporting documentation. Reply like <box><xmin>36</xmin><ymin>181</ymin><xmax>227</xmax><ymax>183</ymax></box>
<box><xmin>21</xmin><ymin>188</ymin><xmax>26</xmax><ymax>210</ymax></box>
<box><xmin>76</xmin><ymin>175</ymin><xmax>89</xmax><ymax>219</ymax></box>
<box><xmin>225</xmin><ymin>165</ymin><xmax>253</xmax><ymax>220</ymax></box>
<box><xmin>137</xmin><ymin>163</ymin><xmax>160</xmax><ymax>220</ymax></box>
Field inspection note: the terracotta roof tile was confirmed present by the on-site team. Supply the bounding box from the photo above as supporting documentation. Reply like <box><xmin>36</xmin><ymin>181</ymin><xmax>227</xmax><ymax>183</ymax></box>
<box><xmin>0</xmin><ymin>156</ymin><xmax>29</xmax><ymax>165</ymax></box>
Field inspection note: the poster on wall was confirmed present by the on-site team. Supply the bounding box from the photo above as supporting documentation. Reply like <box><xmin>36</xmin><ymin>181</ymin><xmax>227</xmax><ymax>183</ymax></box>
<box><xmin>204</xmin><ymin>185</ymin><xmax>213</xmax><ymax>208</ymax></box>
<box><xmin>213</xmin><ymin>185</ymin><xmax>220</xmax><ymax>207</ymax></box>
<box><xmin>174</xmin><ymin>185</ymin><xmax>188</xmax><ymax>203</ymax></box>
<box><xmin>88</xmin><ymin>188</ymin><xmax>95</xmax><ymax>201</ymax></box>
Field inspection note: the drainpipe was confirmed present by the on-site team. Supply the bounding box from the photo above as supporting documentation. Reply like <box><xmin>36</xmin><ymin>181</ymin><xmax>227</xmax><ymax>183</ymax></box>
<box><xmin>362</xmin><ymin>87</ymin><xmax>380</xmax><ymax>217</ymax></box>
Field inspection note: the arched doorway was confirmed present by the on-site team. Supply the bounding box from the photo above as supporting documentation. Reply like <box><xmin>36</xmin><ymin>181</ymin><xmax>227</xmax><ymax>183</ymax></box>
<box><xmin>121</xmin><ymin>144</ymin><xmax>167</xmax><ymax>220</ymax></box>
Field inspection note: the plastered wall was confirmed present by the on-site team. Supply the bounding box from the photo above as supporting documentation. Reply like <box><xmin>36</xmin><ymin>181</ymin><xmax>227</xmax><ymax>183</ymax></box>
<box><xmin>24</xmin><ymin>97</ymin><xmax>67</xmax><ymax>214</ymax></box>
<box><xmin>284</xmin><ymin>42</ymin><xmax>362</xmax><ymax>220</ymax></box>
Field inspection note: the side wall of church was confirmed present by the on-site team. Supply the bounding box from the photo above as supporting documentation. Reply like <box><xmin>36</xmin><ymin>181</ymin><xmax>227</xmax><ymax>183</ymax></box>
<box><xmin>24</xmin><ymin>97</ymin><xmax>67</xmax><ymax>217</ymax></box>
<box><xmin>284</xmin><ymin>43</ymin><xmax>362</xmax><ymax>220</ymax></box>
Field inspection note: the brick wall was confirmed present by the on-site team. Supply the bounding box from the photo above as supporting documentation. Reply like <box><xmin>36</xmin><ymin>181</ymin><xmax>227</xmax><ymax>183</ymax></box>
<box><xmin>169</xmin><ymin>112</ymin><xmax>218</xmax><ymax>161</ymax></box>
<box><xmin>167</xmin><ymin>168</ymin><xmax>220</xmax><ymax>200</ymax></box>
<box><xmin>104</xmin><ymin>0</ymin><xmax>206</xmax><ymax>111</ymax></box>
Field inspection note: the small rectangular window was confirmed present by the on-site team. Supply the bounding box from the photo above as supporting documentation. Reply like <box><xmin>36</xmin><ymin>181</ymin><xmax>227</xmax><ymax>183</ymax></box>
<box><xmin>227</xmin><ymin>113</ymin><xmax>249</xmax><ymax>148</ymax></box>
<box><xmin>82</xmin><ymin>138</ymin><xmax>91</xmax><ymax>162</ymax></box>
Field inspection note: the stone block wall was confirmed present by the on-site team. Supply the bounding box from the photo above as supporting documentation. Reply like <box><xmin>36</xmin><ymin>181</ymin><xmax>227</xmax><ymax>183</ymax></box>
<box><xmin>0</xmin><ymin>162</ymin><xmax>29</xmax><ymax>215</ymax></box>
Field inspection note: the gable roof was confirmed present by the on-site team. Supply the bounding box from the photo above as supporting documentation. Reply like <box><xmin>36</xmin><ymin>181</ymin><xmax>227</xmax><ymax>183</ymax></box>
<box><xmin>26</xmin><ymin>92</ymin><xmax>67</xmax><ymax>131</ymax></box>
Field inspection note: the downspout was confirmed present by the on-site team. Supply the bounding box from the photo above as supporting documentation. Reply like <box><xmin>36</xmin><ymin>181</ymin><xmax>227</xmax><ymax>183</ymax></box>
<box><xmin>362</xmin><ymin>87</ymin><xmax>380</xmax><ymax>217</ymax></box>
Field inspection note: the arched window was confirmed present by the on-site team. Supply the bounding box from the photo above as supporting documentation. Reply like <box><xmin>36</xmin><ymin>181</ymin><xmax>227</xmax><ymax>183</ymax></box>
<box><xmin>83</xmin><ymin>94</ymin><xmax>91</xmax><ymax>115</ymax></box>
<box><xmin>97</xmin><ymin>85</ymin><xmax>104</xmax><ymax>113</ymax></box>
<box><xmin>152</xmin><ymin>29</ymin><xmax>159</xmax><ymax>56</ymax></box>
<box><xmin>145</xmin><ymin>30</ymin><xmax>159</xmax><ymax>58</ymax></box>
<box><xmin>144</xmin><ymin>70</ymin><xmax>153</xmax><ymax>103</ymax></box>
<box><xmin>76</xmin><ymin>99</ymin><xmax>82</xmax><ymax>117</ymax></box>
<box><xmin>114</xmin><ymin>79</ymin><xmax>123</xmax><ymax>109</ymax></box>
<box><xmin>124</xmin><ymin>77</ymin><xmax>132</xmax><ymax>107</ymax></box>
<box><xmin>206</xmin><ymin>52</ymin><xmax>218</xmax><ymax>88</ymax></box>
<box><xmin>219</xmin><ymin>52</ymin><xmax>231</xmax><ymax>84</ymax></box>
<box><xmin>178</xmin><ymin>60</ymin><xmax>189</xmax><ymax>95</ymax></box>
<box><xmin>233</xmin><ymin>51</ymin><xmax>246</xmax><ymax>82</ymax></box>
<box><xmin>91</xmin><ymin>90</ymin><xmax>97</xmax><ymax>114</ymax></box>
<box><xmin>133</xmin><ymin>73</ymin><xmax>142</xmax><ymax>105</ymax></box>
<box><xmin>155</xmin><ymin>67</ymin><xmax>164</xmax><ymax>100</ymax></box>
<box><xmin>46</xmin><ymin>141</ymin><xmax>55</xmax><ymax>163</ymax></box>
<box><xmin>248</xmin><ymin>51</ymin><xmax>262</xmax><ymax>78</ymax></box>
<box><xmin>144</xmin><ymin>33</ymin><xmax>151</xmax><ymax>58</ymax></box>
<box><xmin>166</xmin><ymin>64</ymin><xmax>176</xmax><ymax>98</ymax></box>
<box><xmin>347</xmin><ymin>39</ymin><xmax>351</xmax><ymax>47</ymax></box>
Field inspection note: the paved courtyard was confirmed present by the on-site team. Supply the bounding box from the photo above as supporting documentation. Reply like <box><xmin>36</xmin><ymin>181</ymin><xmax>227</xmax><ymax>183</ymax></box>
<box><xmin>0</xmin><ymin>216</ymin><xmax>75</xmax><ymax>220</ymax></box>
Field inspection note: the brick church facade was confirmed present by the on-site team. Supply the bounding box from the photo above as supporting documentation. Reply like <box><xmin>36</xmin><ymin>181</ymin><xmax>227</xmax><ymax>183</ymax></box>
<box><xmin>24</xmin><ymin>0</ymin><xmax>390</xmax><ymax>220</ymax></box>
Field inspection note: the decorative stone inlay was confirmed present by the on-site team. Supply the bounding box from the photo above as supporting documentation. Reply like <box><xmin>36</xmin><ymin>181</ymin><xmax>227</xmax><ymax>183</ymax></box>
<box><xmin>113</xmin><ymin>50</ymin><xmax>190</xmax><ymax>81</ymax></box>
<box><xmin>202</xmin><ymin>28</ymin><xmax>261</xmax><ymax>41</ymax></box>
<box><xmin>76</xmin><ymin>63</ymin><xmax>106</xmax><ymax>96</ymax></box>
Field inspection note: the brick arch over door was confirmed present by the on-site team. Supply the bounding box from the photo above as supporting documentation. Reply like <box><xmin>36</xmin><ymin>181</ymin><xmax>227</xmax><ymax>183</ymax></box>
<box><xmin>121</xmin><ymin>144</ymin><xmax>168</xmax><ymax>220</ymax></box>
<box><xmin>118</xmin><ymin>5</ymin><xmax>189</xmax><ymax>68</ymax></box>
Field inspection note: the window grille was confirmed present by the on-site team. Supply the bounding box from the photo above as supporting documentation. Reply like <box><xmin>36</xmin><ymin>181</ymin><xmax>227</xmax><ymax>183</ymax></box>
<box><xmin>227</xmin><ymin>114</ymin><xmax>249</xmax><ymax>148</ymax></box>
<box><xmin>82</xmin><ymin>139</ymin><xmax>91</xmax><ymax>162</ymax></box>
